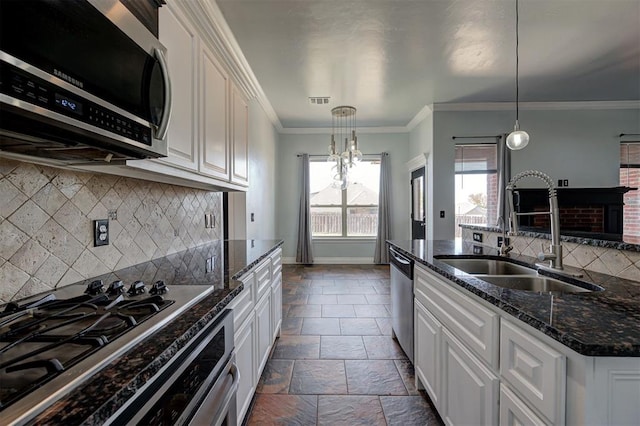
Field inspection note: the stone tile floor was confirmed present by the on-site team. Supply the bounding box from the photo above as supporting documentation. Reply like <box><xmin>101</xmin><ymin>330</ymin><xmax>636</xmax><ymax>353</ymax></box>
<box><xmin>244</xmin><ymin>264</ymin><xmax>443</xmax><ymax>426</ymax></box>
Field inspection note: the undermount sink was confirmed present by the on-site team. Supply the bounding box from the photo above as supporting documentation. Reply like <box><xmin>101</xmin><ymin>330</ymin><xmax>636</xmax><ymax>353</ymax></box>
<box><xmin>436</xmin><ymin>257</ymin><xmax>536</xmax><ymax>275</ymax></box>
<box><xmin>478</xmin><ymin>275</ymin><xmax>602</xmax><ymax>294</ymax></box>
<box><xmin>435</xmin><ymin>256</ymin><xmax>604</xmax><ymax>294</ymax></box>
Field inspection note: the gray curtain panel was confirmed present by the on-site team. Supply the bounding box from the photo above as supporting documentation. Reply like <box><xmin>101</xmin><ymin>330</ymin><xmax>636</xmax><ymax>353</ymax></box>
<box><xmin>496</xmin><ymin>134</ymin><xmax>512</xmax><ymax>229</ymax></box>
<box><xmin>296</xmin><ymin>154</ymin><xmax>314</xmax><ymax>264</ymax></box>
<box><xmin>374</xmin><ymin>153</ymin><xmax>390</xmax><ymax>264</ymax></box>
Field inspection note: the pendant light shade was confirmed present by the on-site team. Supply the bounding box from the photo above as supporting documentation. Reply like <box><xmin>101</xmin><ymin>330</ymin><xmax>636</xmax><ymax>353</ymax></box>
<box><xmin>507</xmin><ymin>0</ymin><xmax>529</xmax><ymax>151</ymax></box>
<box><xmin>506</xmin><ymin>120</ymin><xmax>529</xmax><ymax>150</ymax></box>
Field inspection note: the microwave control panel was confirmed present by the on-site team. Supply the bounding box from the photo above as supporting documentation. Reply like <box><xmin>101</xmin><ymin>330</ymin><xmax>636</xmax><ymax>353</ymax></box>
<box><xmin>1</xmin><ymin>62</ymin><xmax>152</xmax><ymax>146</ymax></box>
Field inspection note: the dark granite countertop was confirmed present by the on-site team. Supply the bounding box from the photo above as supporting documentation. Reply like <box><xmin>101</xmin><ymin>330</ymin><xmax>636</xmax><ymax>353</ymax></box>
<box><xmin>387</xmin><ymin>239</ymin><xmax>640</xmax><ymax>357</ymax></box>
<box><xmin>30</xmin><ymin>239</ymin><xmax>283</xmax><ymax>425</ymax></box>
<box><xmin>460</xmin><ymin>224</ymin><xmax>640</xmax><ymax>252</ymax></box>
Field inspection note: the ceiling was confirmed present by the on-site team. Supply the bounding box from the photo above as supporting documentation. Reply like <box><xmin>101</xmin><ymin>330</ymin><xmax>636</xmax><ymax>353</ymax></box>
<box><xmin>216</xmin><ymin>0</ymin><xmax>640</xmax><ymax>129</ymax></box>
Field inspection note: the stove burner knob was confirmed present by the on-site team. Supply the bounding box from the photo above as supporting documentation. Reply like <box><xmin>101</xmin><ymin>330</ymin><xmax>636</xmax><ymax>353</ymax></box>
<box><xmin>85</xmin><ymin>280</ymin><xmax>105</xmax><ymax>295</ymax></box>
<box><xmin>127</xmin><ymin>280</ymin><xmax>146</xmax><ymax>296</ymax></box>
<box><xmin>150</xmin><ymin>280</ymin><xmax>168</xmax><ymax>295</ymax></box>
<box><xmin>107</xmin><ymin>280</ymin><xmax>125</xmax><ymax>296</ymax></box>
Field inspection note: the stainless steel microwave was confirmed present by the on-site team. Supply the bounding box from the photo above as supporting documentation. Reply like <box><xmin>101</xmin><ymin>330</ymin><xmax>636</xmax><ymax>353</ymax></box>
<box><xmin>0</xmin><ymin>0</ymin><xmax>171</xmax><ymax>164</ymax></box>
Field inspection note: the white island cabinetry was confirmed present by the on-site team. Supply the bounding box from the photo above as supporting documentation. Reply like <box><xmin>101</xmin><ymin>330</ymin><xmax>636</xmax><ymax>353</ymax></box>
<box><xmin>413</xmin><ymin>262</ymin><xmax>640</xmax><ymax>426</ymax></box>
<box><xmin>227</xmin><ymin>248</ymin><xmax>282</xmax><ymax>423</ymax></box>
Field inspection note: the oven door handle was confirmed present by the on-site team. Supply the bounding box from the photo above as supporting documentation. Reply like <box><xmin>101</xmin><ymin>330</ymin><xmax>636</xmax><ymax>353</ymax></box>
<box><xmin>189</xmin><ymin>360</ymin><xmax>240</xmax><ymax>426</ymax></box>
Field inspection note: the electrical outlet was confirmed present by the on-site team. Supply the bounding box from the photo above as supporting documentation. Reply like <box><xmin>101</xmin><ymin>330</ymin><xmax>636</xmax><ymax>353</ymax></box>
<box><xmin>557</xmin><ymin>179</ymin><xmax>563</xmax><ymax>187</ymax></box>
<box><xmin>473</xmin><ymin>245</ymin><xmax>483</xmax><ymax>255</ymax></box>
<box><xmin>205</xmin><ymin>213</ymin><xmax>211</xmax><ymax>228</ymax></box>
<box><xmin>563</xmin><ymin>179</ymin><xmax>569</xmax><ymax>187</ymax></box>
<box><xmin>94</xmin><ymin>219</ymin><xmax>109</xmax><ymax>246</ymax></box>
<box><xmin>497</xmin><ymin>236</ymin><xmax>510</xmax><ymax>247</ymax></box>
<box><xmin>472</xmin><ymin>232</ymin><xmax>483</xmax><ymax>242</ymax></box>
<box><xmin>250</xmin><ymin>213</ymin><xmax>255</xmax><ymax>222</ymax></box>
<box><xmin>440</xmin><ymin>210</ymin><xmax>445</xmax><ymax>218</ymax></box>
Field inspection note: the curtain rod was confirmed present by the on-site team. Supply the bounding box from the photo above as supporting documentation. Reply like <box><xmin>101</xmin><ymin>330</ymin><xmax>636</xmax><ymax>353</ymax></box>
<box><xmin>452</xmin><ymin>135</ymin><xmax>501</xmax><ymax>140</ymax></box>
<box><xmin>297</xmin><ymin>153</ymin><xmax>388</xmax><ymax>157</ymax></box>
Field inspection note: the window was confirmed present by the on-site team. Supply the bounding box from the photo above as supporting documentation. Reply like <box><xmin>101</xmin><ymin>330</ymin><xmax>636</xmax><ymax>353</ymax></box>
<box><xmin>454</xmin><ymin>144</ymin><xmax>498</xmax><ymax>237</ymax></box>
<box><xmin>620</xmin><ymin>142</ymin><xmax>640</xmax><ymax>243</ymax></box>
<box><xmin>309</xmin><ymin>158</ymin><xmax>380</xmax><ymax>237</ymax></box>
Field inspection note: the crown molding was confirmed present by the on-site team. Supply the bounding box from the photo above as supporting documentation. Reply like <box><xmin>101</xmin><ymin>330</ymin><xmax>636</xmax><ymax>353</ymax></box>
<box><xmin>279</xmin><ymin>126</ymin><xmax>408</xmax><ymax>135</ymax></box>
<box><xmin>406</xmin><ymin>105</ymin><xmax>433</xmax><ymax>131</ymax></box>
<box><xmin>433</xmin><ymin>100</ymin><xmax>640</xmax><ymax>112</ymax></box>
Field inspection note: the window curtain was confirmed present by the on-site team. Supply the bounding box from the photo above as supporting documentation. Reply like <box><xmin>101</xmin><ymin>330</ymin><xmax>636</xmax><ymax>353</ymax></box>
<box><xmin>496</xmin><ymin>135</ymin><xmax>511</xmax><ymax>229</ymax></box>
<box><xmin>374</xmin><ymin>153</ymin><xmax>390</xmax><ymax>264</ymax></box>
<box><xmin>296</xmin><ymin>154</ymin><xmax>314</xmax><ymax>264</ymax></box>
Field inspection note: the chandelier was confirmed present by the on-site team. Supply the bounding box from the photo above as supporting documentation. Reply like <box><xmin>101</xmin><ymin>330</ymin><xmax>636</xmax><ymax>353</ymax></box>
<box><xmin>328</xmin><ymin>106</ymin><xmax>362</xmax><ymax>189</ymax></box>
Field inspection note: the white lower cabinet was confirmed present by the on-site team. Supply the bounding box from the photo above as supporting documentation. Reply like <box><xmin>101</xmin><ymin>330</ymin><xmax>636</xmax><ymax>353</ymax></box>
<box><xmin>414</xmin><ymin>298</ymin><xmax>441</xmax><ymax>408</ymax></box>
<box><xmin>255</xmin><ymin>291</ymin><xmax>272</xmax><ymax>378</ymax></box>
<box><xmin>500</xmin><ymin>384</ymin><xmax>546</xmax><ymax>426</ymax></box>
<box><xmin>234</xmin><ymin>310</ymin><xmax>256</xmax><ymax>422</ymax></box>
<box><xmin>271</xmin><ymin>274</ymin><xmax>283</xmax><ymax>341</ymax></box>
<box><xmin>229</xmin><ymin>249</ymin><xmax>283</xmax><ymax>424</ymax></box>
<box><xmin>441</xmin><ymin>328</ymin><xmax>499</xmax><ymax>426</ymax></box>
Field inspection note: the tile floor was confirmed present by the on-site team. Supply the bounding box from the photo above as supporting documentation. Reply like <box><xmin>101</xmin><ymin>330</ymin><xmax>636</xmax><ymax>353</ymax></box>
<box><xmin>244</xmin><ymin>264</ymin><xmax>443</xmax><ymax>426</ymax></box>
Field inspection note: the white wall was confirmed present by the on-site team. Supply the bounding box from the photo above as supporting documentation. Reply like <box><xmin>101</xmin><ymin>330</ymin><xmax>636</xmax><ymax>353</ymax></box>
<box><xmin>244</xmin><ymin>100</ymin><xmax>278</xmax><ymax>239</ymax></box>
<box><xmin>276</xmin><ymin>132</ymin><xmax>410</xmax><ymax>262</ymax></box>
<box><xmin>430</xmin><ymin>107</ymin><xmax>640</xmax><ymax>239</ymax></box>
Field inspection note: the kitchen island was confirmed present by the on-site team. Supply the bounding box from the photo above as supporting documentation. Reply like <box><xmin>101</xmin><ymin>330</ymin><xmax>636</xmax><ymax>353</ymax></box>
<box><xmin>20</xmin><ymin>239</ymin><xmax>283</xmax><ymax>425</ymax></box>
<box><xmin>387</xmin><ymin>239</ymin><xmax>640</xmax><ymax>425</ymax></box>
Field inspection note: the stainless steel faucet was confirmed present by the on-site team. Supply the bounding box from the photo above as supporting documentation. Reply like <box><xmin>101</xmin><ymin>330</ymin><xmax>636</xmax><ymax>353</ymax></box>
<box><xmin>506</xmin><ymin>170</ymin><xmax>563</xmax><ymax>270</ymax></box>
<box><xmin>496</xmin><ymin>216</ymin><xmax>513</xmax><ymax>255</ymax></box>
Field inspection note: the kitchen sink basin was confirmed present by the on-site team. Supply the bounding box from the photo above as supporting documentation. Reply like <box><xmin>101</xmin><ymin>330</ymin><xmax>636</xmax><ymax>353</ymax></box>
<box><xmin>478</xmin><ymin>275</ymin><xmax>603</xmax><ymax>294</ymax></box>
<box><xmin>436</xmin><ymin>257</ymin><xmax>536</xmax><ymax>275</ymax></box>
<box><xmin>435</xmin><ymin>256</ymin><xmax>604</xmax><ymax>294</ymax></box>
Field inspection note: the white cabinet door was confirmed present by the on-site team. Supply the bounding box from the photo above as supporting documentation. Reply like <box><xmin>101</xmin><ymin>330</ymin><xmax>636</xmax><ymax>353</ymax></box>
<box><xmin>199</xmin><ymin>44</ymin><xmax>229</xmax><ymax>180</ymax></box>
<box><xmin>230</xmin><ymin>83</ymin><xmax>249</xmax><ymax>186</ymax></box>
<box><xmin>158</xmin><ymin>4</ymin><xmax>198</xmax><ymax>170</ymax></box>
<box><xmin>271</xmin><ymin>274</ymin><xmax>282</xmax><ymax>341</ymax></box>
<box><xmin>500</xmin><ymin>384</ymin><xmax>547</xmax><ymax>426</ymax></box>
<box><xmin>255</xmin><ymin>292</ymin><xmax>272</xmax><ymax>379</ymax></box>
<box><xmin>414</xmin><ymin>299</ymin><xmax>441</xmax><ymax>409</ymax></box>
<box><xmin>441</xmin><ymin>328</ymin><xmax>499</xmax><ymax>426</ymax></box>
<box><xmin>235</xmin><ymin>313</ymin><xmax>256</xmax><ymax>424</ymax></box>
<box><xmin>500</xmin><ymin>320</ymin><xmax>565</xmax><ymax>425</ymax></box>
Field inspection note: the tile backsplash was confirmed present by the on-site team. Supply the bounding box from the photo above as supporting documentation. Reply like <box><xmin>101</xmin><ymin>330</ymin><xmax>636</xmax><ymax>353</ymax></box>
<box><xmin>461</xmin><ymin>227</ymin><xmax>640</xmax><ymax>282</ymax></box>
<box><xmin>0</xmin><ymin>158</ymin><xmax>222</xmax><ymax>303</ymax></box>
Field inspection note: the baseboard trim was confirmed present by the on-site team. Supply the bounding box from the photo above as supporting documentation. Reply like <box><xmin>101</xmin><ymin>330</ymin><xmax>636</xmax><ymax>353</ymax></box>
<box><xmin>283</xmin><ymin>257</ymin><xmax>374</xmax><ymax>264</ymax></box>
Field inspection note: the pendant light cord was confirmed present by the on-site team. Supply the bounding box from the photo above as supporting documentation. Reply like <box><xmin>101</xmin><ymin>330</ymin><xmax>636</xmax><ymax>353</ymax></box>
<box><xmin>515</xmin><ymin>0</ymin><xmax>520</xmax><ymax>122</ymax></box>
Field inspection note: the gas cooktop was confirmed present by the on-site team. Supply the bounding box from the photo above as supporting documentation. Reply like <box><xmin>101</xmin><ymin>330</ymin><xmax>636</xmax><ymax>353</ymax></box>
<box><xmin>0</xmin><ymin>279</ymin><xmax>213</xmax><ymax>425</ymax></box>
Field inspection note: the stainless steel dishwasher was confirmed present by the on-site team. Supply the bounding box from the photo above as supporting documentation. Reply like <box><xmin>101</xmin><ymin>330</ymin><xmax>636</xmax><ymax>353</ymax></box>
<box><xmin>389</xmin><ymin>246</ymin><xmax>414</xmax><ymax>363</ymax></box>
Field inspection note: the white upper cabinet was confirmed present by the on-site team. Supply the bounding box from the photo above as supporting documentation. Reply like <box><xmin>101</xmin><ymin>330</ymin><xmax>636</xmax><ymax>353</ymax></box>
<box><xmin>231</xmin><ymin>84</ymin><xmax>249</xmax><ymax>186</ymax></box>
<box><xmin>200</xmin><ymin>45</ymin><xmax>229</xmax><ymax>180</ymax></box>
<box><xmin>158</xmin><ymin>3</ymin><xmax>198</xmax><ymax>171</ymax></box>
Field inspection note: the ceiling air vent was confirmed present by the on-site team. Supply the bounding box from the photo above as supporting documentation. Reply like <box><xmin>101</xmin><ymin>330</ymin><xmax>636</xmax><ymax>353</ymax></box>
<box><xmin>309</xmin><ymin>97</ymin><xmax>330</xmax><ymax>105</ymax></box>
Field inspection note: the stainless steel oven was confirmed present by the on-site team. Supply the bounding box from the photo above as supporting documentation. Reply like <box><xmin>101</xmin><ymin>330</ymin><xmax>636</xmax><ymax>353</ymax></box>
<box><xmin>0</xmin><ymin>0</ymin><xmax>171</xmax><ymax>163</ymax></box>
<box><xmin>108</xmin><ymin>309</ymin><xmax>238</xmax><ymax>426</ymax></box>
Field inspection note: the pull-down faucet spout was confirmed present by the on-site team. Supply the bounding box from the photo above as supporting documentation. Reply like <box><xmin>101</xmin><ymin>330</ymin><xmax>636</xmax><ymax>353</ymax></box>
<box><xmin>506</xmin><ymin>170</ymin><xmax>563</xmax><ymax>270</ymax></box>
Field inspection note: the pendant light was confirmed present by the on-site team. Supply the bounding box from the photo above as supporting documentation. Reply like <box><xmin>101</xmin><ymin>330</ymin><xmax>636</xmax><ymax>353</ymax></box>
<box><xmin>328</xmin><ymin>106</ymin><xmax>360</xmax><ymax>189</ymax></box>
<box><xmin>506</xmin><ymin>0</ymin><xmax>529</xmax><ymax>150</ymax></box>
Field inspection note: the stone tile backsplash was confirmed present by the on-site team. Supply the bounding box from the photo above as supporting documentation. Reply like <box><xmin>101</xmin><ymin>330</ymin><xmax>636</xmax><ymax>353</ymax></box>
<box><xmin>461</xmin><ymin>228</ymin><xmax>640</xmax><ymax>282</ymax></box>
<box><xmin>0</xmin><ymin>158</ymin><xmax>222</xmax><ymax>303</ymax></box>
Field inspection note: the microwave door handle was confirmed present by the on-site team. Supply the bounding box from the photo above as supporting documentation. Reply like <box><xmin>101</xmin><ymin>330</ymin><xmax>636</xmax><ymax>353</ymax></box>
<box><xmin>154</xmin><ymin>47</ymin><xmax>172</xmax><ymax>141</ymax></box>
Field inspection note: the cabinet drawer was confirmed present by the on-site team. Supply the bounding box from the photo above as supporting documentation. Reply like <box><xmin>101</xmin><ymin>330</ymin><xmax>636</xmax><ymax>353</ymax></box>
<box><xmin>500</xmin><ymin>320</ymin><xmax>565</xmax><ymax>425</ymax></box>
<box><xmin>500</xmin><ymin>384</ymin><xmax>547</xmax><ymax>426</ymax></box>
<box><xmin>270</xmin><ymin>248</ymin><xmax>282</xmax><ymax>278</ymax></box>
<box><xmin>415</xmin><ymin>266</ymin><xmax>499</xmax><ymax>369</ymax></box>
<box><xmin>255</xmin><ymin>259</ymin><xmax>272</xmax><ymax>301</ymax></box>
<box><xmin>230</xmin><ymin>285</ymin><xmax>253</xmax><ymax>330</ymax></box>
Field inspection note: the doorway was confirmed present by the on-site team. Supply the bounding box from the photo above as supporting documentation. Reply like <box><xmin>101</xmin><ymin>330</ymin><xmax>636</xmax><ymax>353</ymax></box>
<box><xmin>411</xmin><ymin>167</ymin><xmax>426</xmax><ymax>239</ymax></box>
